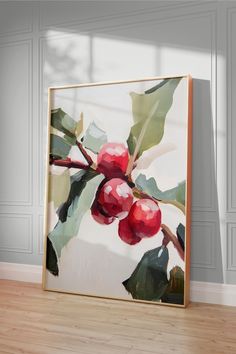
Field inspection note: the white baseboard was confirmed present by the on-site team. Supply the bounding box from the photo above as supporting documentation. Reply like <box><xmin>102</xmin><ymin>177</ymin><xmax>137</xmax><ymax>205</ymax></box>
<box><xmin>0</xmin><ymin>262</ymin><xmax>42</xmax><ymax>284</ymax></box>
<box><xmin>1</xmin><ymin>262</ymin><xmax>236</xmax><ymax>306</ymax></box>
<box><xmin>190</xmin><ymin>281</ymin><xmax>236</xmax><ymax>307</ymax></box>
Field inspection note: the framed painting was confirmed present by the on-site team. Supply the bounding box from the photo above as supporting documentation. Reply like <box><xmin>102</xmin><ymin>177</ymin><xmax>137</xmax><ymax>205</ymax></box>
<box><xmin>43</xmin><ymin>75</ymin><xmax>192</xmax><ymax>307</ymax></box>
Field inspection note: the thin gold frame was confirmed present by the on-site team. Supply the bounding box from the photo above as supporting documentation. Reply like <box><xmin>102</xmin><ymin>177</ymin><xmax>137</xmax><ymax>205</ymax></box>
<box><xmin>42</xmin><ymin>75</ymin><xmax>193</xmax><ymax>308</ymax></box>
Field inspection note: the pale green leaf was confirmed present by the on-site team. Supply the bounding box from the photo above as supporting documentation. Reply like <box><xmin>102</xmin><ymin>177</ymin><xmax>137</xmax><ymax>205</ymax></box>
<box><xmin>135</xmin><ymin>173</ymin><xmax>186</xmax><ymax>206</ymax></box>
<box><xmin>127</xmin><ymin>78</ymin><xmax>181</xmax><ymax>158</ymax></box>
<box><xmin>48</xmin><ymin>170</ymin><xmax>70</xmax><ymax>209</ymax></box>
<box><xmin>75</xmin><ymin>112</ymin><xmax>83</xmax><ymax>138</ymax></box>
<box><xmin>83</xmin><ymin>121</ymin><xmax>107</xmax><ymax>154</ymax></box>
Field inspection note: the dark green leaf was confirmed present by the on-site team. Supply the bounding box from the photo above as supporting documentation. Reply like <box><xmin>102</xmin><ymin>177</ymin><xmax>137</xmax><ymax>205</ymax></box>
<box><xmin>135</xmin><ymin>173</ymin><xmax>186</xmax><ymax>206</ymax></box>
<box><xmin>144</xmin><ymin>78</ymin><xmax>171</xmax><ymax>94</ymax></box>
<box><xmin>46</xmin><ymin>237</ymin><xmax>58</xmax><ymax>276</ymax></box>
<box><xmin>57</xmin><ymin>168</ymin><xmax>98</xmax><ymax>223</ymax></box>
<box><xmin>50</xmin><ymin>134</ymin><xmax>71</xmax><ymax>159</ymax></box>
<box><xmin>161</xmin><ymin>266</ymin><xmax>184</xmax><ymax>305</ymax></box>
<box><xmin>51</xmin><ymin>108</ymin><xmax>83</xmax><ymax>141</ymax></box>
<box><xmin>127</xmin><ymin>78</ymin><xmax>181</xmax><ymax>158</ymax></box>
<box><xmin>177</xmin><ymin>223</ymin><xmax>185</xmax><ymax>251</ymax></box>
<box><xmin>122</xmin><ymin>246</ymin><xmax>169</xmax><ymax>301</ymax></box>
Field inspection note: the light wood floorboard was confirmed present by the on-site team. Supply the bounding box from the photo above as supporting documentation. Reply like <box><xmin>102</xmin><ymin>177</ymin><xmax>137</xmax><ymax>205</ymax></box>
<box><xmin>0</xmin><ymin>280</ymin><xmax>236</xmax><ymax>354</ymax></box>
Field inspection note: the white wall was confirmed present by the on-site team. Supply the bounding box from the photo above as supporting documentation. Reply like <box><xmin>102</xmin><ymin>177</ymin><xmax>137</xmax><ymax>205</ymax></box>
<box><xmin>0</xmin><ymin>0</ymin><xmax>235</xmax><ymax>284</ymax></box>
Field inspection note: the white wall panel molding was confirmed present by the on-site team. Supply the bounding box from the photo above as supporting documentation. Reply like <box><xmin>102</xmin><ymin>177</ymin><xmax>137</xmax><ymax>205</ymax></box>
<box><xmin>92</xmin><ymin>10</ymin><xmax>218</xmax><ymax>36</ymax></box>
<box><xmin>226</xmin><ymin>223</ymin><xmax>236</xmax><ymax>271</ymax></box>
<box><xmin>227</xmin><ymin>7</ymin><xmax>236</xmax><ymax>212</ymax></box>
<box><xmin>191</xmin><ymin>210</ymin><xmax>219</xmax><ymax>223</ymax></box>
<box><xmin>0</xmin><ymin>214</ymin><xmax>33</xmax><ymax>254</ymax></box>
<box><xmin>191</xmin><ymin>221</ymin><xmax>217</xmax><ymax>270</ymax></box>
<box><xmin>38</xmin><ymin>36</ymin><xmax>45</xmax><ymax>207</ymax></box>
<box><xmin>39</xmin><ymin>9</ymin><xmax>218</xmax><ymax>41</ymax></box>
<box><xmin>0</xmin><ymin>2</ymin><xmax>33</xmax><ymax>38</ymax></box>
<box><xmin>0</xmin><ymin>39</ymin><xmax>33</xmax><ymax>207</ymax></box>
<box><xmin>39</xmin><ymin>1</ymin><xmax>214</xmax><ymax>33</ymax></box>
<box><xmin>39</xmin><ymin>3</ymin><xmax>165</xmax><ymax>32</ymax></box>
<box><xmin>38</xmin><ymin>214</ymin><xmax>44</xmax><ymax>255</ymax></box>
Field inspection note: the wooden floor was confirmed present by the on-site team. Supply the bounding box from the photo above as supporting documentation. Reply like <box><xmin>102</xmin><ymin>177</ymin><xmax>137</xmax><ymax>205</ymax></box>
<box><xmin>0</xmin><ymin>280</ymin><xmax>236</xmax><ymax>354</ymax></box>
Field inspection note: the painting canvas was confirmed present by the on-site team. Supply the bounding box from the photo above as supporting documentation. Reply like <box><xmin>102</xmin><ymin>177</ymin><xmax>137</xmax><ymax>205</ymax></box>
<box><xmin>43</xmin><ymin>75</ymin><xmax>192</xmax><ymax>307</ymax></box>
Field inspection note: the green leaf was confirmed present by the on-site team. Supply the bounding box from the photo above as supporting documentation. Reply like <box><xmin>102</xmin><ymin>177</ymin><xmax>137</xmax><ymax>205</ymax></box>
<box><xmin>83</xmin><ymin>121</ymin><xmax>107</xmax><ymax>154</ymax></box>
<box><xmin>144</xmin><ymin>78</ymin><xmax>171</xmax><ymax>94</ymax></box>
<box><xmin>46</xmin><ymin>237</ymin><xmax>58</xmax><ymax>276</ymax></box>
<box><xmin>57</xmin><ymin>169</ymin><xmax>99</xmax><ymax>223</ymax></box>
<box><xmin>127</xmin><ymin>78</ymin><xmax>181</xmax><ymax>158</ymax></box>
<box><xmin>177</xmin><ymin>223</ymin><xmax>185</xmax><ymax>251</ymax></box>
<box><xmin>135</xmin><ymin>173</ymin><xmax>186</xmax><ymax>206</ymax></box>
<box><xmin>122</xmin><ymin>246</ymin><xmax>169</xmax><ymax>301</ymax></box>
<box><xmin>47</xmin><ymin>170</ymin><xmax>103</xmax><ymax>271</ymax></box>
<box><xmin>161</xmin><ymin>266</ymin><xmax>184</xmax><ymax>305</ymax></box>
<box><xmin>51</xmin><ymin>108</ymin><xmax>83</xmax><ymax>141</ymax></box>
<box><xmin>50</xmin><ymin>134</ymin><xmax>71</xmax><ymax>159</ymax></box>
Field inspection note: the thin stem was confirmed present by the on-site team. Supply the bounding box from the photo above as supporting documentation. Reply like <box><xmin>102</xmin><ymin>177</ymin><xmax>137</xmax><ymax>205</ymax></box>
<box><xmin>76</xmin><ymin>141</ymin><xmax>93</xmax><ymax>165</ymax></box>
<box><xmin>162</xmin><ymin>233</ymin><xmax>170</xmax><ymax>248</ymax></box>
<box><xmin>50</xmin><ymin>157</ymin><xmax>90</xmax><ymax>170</ymax></box>
<box><xmin>50</xmin><ymin>140</ymin><xmax>97</xmax><ymax>171</ymax></box>
<box><xmin>161</xmin><ymin>223</ymin><xmax>184</xmax><ymax>261</ymax></box>
<box><xmin>157</xmin><ymin>199</ymin><xmax>185</xmax><ymax>214</ymax></box>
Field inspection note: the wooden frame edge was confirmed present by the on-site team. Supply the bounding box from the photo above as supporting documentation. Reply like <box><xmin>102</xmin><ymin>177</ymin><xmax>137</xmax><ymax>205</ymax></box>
<box><xmin>42</xmin><ymin>88</ymin><xmax>52</xmax><ymax>290</ymax></box>
<box><xmin>43</xmin><ymin>286</ymin><xmax>186</xmax><ymax>308</ymax></box>
<box><xmin>48</xmin><ymin>74</ymin><xmax>189</xmax><ymax>91</ymax></box>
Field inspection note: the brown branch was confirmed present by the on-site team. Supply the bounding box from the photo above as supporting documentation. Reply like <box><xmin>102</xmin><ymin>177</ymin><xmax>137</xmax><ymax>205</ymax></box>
<box><xmin>161</xmin><ymin>223</ymin><xmax>184</xmax><ymax>261</ymax></box>
<box><xmin>50</xmin><ymin>142</ymin><xmax>97</xmax><ymax>171</ymax></box>
<box><xmin>76</xmin><ymin>141</ymin><xmax>94</xmax><ymax>166</ymax></box>
<box><xmin>50</xmin><ymin>157</ymin><xmax>90</xmax><ymax>170</ymax></box>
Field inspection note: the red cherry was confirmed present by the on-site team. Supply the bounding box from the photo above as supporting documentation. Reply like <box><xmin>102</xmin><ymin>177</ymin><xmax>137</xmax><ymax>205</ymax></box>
<box><xmin>98</xmin><ymin>178</ymin><xmax>133</xmax><ymax>219</ymax></box>
<box><xmin>91</xmin><ymin>201</ymin><xmax>115</xmax><ymax>225</ymax></box>
<box><xmin>97</xmin><ymin>143</ymin><xmax>129</xmax><ymax>178</ymax></box>
<box><xmin>118</xmin><ymin>217</ymin><xmax>141</xmax><ymax>245</ymax></box>
<box><xmin>128</xmin><ymin>199</ymin><xmax>161</xmax><ymax>238</ymax></box>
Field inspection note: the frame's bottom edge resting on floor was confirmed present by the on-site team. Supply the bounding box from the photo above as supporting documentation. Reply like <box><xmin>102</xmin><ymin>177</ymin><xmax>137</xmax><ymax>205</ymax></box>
<box><xmin>0</xmin><ymin>261</ymin><xmax>236</xmax><ymax>307</ymax></box>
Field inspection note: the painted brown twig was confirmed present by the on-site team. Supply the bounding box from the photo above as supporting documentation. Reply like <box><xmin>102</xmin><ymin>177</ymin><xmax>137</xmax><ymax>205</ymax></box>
<box><xmin>161</xmin><ymin>223</ymin><xmax>184</xmax><ymax>261</ymax></box>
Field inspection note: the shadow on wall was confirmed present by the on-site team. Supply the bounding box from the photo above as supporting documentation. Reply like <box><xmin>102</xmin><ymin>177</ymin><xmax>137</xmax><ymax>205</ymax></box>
<box><xmin>191</xmin><ymin>79</ymin><xmax>223</xmax><ymax>283</ymax></box>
